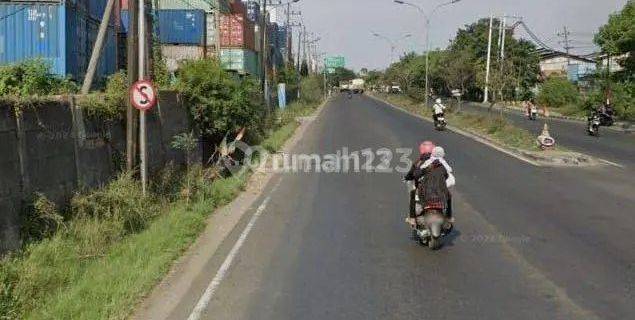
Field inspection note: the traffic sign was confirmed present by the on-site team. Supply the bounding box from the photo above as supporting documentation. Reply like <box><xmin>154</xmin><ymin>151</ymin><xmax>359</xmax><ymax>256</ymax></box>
<box><xmin>130</xmin><ymin>80</ymin><xmax>157</xmax><ymax>111</ymax></box>
<box><xmin>325</xmin><ymin>56</ymin><xmax>345</xmax><ymax>69</ymax></box>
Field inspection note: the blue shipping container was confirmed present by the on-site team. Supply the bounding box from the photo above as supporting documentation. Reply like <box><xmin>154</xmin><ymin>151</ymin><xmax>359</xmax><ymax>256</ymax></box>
<box><xmin>121</xmin><ymin>9</ymin><xmax>206</xmax><ymax>45</ymax></box>
<box><xmin>0</xmin><ymin>2</ymin><xmax>117</xmax><ymax>82</ymax></box>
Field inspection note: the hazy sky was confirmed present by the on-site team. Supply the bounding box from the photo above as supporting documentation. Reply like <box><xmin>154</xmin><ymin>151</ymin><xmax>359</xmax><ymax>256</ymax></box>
<box><xmin>293</xmin><ymin>0</ymin><xmax>628</xmax><ymax>71</ymax></box>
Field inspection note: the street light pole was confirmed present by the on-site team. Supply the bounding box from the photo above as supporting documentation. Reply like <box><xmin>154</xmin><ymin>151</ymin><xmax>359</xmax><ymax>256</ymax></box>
<box><xmin>372</xmin><ymin>32</ymin><xmax>412</xmax><ymax>64</ymax></box>
<box><xmin>394</xmin><ymin>0</ymin><xmax>461</xmax><ymax>106</ymax></box>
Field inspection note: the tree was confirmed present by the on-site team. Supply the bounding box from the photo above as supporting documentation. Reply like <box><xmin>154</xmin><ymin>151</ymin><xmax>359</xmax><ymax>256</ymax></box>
<box><xmin>536</xmin><ymin>77</ymin><xmax>580</xmax><ymax>109</ymax></box>
<box><xmin>327</xmin><ymin>67</ymin><xmax>356</xmax><ymax>87</ymax></box>
<box><xmin>441</xmin><ymin>49</ymin><xmax>476</xmax><ymax>107</ymax></box>
<box><xmin>594</xmin><ymin>1</ymin><xmax>635</xmax><ymax>79</ymax></box>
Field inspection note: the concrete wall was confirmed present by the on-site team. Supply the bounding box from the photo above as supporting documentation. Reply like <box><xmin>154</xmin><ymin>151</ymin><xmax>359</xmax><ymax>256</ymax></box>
<box><xmin>0</xmin><ymin>92</ymin><xmax>194</xmax><ymax>252</ymax></box>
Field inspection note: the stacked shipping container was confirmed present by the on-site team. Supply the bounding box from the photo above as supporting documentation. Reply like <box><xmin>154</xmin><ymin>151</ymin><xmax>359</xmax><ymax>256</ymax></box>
<box><xmin>0</xmin><ymin>1</ymin><xmax>118</xmax><ymax>82</ymax></box>
<box><xmin>219</xmin><ymin>0</ymin><xmax>258</xmax><ymax>76</ymax></box>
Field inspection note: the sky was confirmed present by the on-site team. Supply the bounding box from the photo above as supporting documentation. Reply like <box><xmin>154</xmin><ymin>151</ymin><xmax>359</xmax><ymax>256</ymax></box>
<box><xmin>290</xmin><ymin>0</ymin><xmax>628</xmax><ymax>71</ymax></box>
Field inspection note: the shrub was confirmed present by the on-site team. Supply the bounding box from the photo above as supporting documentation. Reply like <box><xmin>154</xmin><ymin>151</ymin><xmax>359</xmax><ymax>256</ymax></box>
<box><xmin>299</xmin><ymin>75</ymin><xmax>324</xmax><ymax>105</ymax></box>
<box><xmin>537</xmin><ymin>77</ymin><xmax>580</xmax><ymax>109</ymax></box>
<box><xmin>176</xmin><ymin>59</ymin><xmax>266</xmax><ymax>142</ymax></box>
<box><xmin>0</xmin><ymin>59</ymin><xmax>78</xmax><ymax>97</ymax></box>
<box><xmin>21</xmin><ymin>193</ymin><xmax>65</xmax><ymax>243</ymax></box>
<box><xmin>79</xmin><ymin>71</ymin><xmax>128</xmax><ymax>119</ymax></box>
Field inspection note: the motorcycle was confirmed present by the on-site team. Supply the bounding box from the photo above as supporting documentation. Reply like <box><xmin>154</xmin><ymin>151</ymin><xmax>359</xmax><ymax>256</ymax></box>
<box><xmin>587</xmin><ymin>114</ymin><xmax>601</xmax><ymax>136</ymax></box>
<box><xmin>406</xmin><ymin>181</ymin><xmax>449</xmax><ymax>250</ymax></box>
<box><xmin>528</xmin><ymin>106</ymin><xmax>538</xmax><ymax>120</ymax></box>
<box><xmin>434</xmin><ymin>113</ymin><xmax>447</xmax><ymax>131</ymax></box>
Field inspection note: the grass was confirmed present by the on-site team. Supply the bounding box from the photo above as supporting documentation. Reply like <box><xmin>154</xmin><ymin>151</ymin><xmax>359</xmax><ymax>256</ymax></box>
<box><xmin>371</xmin><ymin>92</ymin><xmax>552</xmax><ymax>151</ymax></box>
<box><xmin>0</xmin><ymin>97</ymin><xmax>323</xmax><ymax>319</ymax></box>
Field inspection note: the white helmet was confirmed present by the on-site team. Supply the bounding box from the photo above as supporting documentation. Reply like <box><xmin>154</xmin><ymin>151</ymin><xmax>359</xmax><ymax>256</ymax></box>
<box><xmin>435</xmin><ymin>98</ymin><xmax>442</xmax><ymax>104</ymax></box>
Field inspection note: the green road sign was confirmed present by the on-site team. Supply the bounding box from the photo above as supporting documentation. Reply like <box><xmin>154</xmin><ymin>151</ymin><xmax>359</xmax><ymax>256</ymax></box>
<box><xmin>325</xmin><ymin>56</ymin><xmax>345</xmax><ymax>69</ymax></box>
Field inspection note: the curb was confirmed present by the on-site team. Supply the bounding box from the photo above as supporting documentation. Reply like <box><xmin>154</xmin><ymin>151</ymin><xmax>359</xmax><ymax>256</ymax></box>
<box><xmin>367</xmin><ymin>94</ymin><xmax>601</xmax><ymax>168</ymax></box>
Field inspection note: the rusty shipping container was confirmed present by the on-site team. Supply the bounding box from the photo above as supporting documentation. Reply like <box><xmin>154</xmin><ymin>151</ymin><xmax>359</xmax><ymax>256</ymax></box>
<box><xmin>219</xmin><ymin>14</ymin><xmax>255</xmax><ymax>50</ymax></box>
<box><xmin>160</xmin><ymin>45</ymin><xmax>205</xmax><ymax>72</ymax></box>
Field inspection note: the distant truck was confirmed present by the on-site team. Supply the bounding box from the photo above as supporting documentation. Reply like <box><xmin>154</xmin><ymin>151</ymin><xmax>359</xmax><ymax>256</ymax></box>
<box><xmin>350</xmin><ymin>78</ymin><xmax>365</xmax><ymax>94</ymax></box>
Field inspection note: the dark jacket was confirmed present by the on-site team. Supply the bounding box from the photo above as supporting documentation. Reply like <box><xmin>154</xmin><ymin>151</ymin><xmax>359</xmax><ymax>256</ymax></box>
<box><xmin>418</xmin><ymin>160</ymin><xmax>450</xmax><ymax>209</ymax></box>
<box><xmin>404</xmin><ymin>154</ymin><xmax>430</xmax><ymax>187</ymax></box>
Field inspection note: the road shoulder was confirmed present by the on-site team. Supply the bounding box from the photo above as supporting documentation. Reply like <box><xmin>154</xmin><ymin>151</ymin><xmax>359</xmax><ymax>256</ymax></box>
<box><xmin>132</xmin><ymin>100</ymin><xmax>330</xmax><ymax>320</ymax></box>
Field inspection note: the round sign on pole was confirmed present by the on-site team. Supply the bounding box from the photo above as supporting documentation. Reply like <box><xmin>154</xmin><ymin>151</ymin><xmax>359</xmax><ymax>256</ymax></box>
<box><xmin>130</xmin><ymin>80</ymin><xmax>157</xmax><ymax>111</ymax></box>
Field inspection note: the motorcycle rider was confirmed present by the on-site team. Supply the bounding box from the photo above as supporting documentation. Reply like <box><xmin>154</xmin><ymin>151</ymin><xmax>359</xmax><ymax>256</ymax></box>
<box><xmin>432</xmin><ymin>98</ymin><xmax>446</xmax><ymax>124</ymax></box>
<box><xmin>419</xmin><ymin>146</ymin><xmax>455</xmax><ymax>224</ymax></box>
<box><xmin>404</xmin><ymin>141</ymin><xmax>436</xmax><ymax>226</ymax></box>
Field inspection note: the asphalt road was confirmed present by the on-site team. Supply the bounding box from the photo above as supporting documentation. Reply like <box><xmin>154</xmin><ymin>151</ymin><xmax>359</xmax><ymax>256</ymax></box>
<box><xmin>171</xmin><ymin>94</ymin><xmax>634</xmax><ymax>320</ymax></box>
<box><xmin>462</xmin><ymin>102</ymin><xmax>635</xmax><ymax>167</ymax></box>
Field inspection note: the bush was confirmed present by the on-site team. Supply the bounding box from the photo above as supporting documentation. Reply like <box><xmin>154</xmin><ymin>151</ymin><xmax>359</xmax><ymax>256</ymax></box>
<box><xmin>176</xmin><ymin>59</ymin><xmax>266</xmax><ymax>142</ymax></box>
<box><xmin>299</xmin><ymin>75</ymin><xmax>324</xmax><ymax>105</ymax></box>
<box><xmin>537</xmin><ymin>77</ymin><xmax>580</xmax><ymax>109</ymax></box>
<box><xmin>0</xmin><ymin>59</ymin><xmax>77</xmax><ymax>97</ymax></box>
<box><xmin>78</xmin><ymin>71</ymin><xmax>128</xmax><ymax>119</ymax></box>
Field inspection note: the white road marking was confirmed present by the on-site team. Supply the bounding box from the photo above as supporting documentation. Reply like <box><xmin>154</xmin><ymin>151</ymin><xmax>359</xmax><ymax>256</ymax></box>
<box><xmin>187</xmin><ymin>179</ymin><xmax>283</xmax><ymax>320</ymax></box>
<box><xmin>598</xmin><ymin>158</ymin><xmax>625</xmax><ymax>168</ymax></box>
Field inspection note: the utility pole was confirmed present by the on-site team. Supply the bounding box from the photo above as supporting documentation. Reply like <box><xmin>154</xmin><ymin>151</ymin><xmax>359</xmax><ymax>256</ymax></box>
<box><xmin>500</xmin><ymin>16</ymin><xmax>506</xmax><ymax>63</ymax></box>
<box><xmin>296</xmin><ymin>25</ymin><xmax>302</xmax><ymax>73</ymax></box>
<box><xmin>483</xmin><ymin>14</ymin><xmax>493</xmax><ymax>103</ymax></box>
<box><xmin>260</xmin><ymin>0</ymin><xmax>269</xmax><ymax>108</ymax></box>
<box><xmin>286</xmin><ymin>2</ymin><xmax>292</xmax><ymax>65</ymax></box>
<box><xmin>138</xmin><ymin>0</ymin><xmax>148</xmax><ymax>195</ymax></box>
<box><xmin>126</xmin><ymin>0</ymin><xmax>139</xmax><ymax>171</ymax></box>
<box><xmin>558</xmin><ymin>26</ymin><xmax>572</xmax><ymax>66</ymax></box>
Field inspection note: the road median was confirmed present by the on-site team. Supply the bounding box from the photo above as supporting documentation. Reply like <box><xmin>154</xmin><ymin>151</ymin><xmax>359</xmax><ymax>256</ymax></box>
<box><xmin>367</xmin><ymin>93</ymin><xmax>600</xmax><ymax>167</ymax></box>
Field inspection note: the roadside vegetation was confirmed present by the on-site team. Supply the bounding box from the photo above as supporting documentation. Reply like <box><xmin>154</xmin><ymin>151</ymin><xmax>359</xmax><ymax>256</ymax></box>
<box><xmin>0</xmin><ymin>57</ymin><xmax>325</xmax><ymax>319</ymax></box>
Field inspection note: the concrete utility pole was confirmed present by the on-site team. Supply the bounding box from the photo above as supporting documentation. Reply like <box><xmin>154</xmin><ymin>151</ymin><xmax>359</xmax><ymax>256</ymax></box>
<box><xmin>261</xmin><ymin>0</ymin><xmax>270</xmax><ymax>107</ymax></box>
<box><xmin>81</xmin><ymin>0</ymin><xmax>115</xmax><ymax>94</ymax></box>
<box><xmin>500</xmin><ymin>16</ymin><xmax>506</xmax><ymax>63</ymax></box>
<box><xmin>127</xmin><ymin>0</ymin><xmax>139</xmax><ymax>171</ymax></box>
<box><xmin>558</xmin><ymin>26</ymin><xmax>572</xmax><ymax>66</ymax></box>
<box><xmin>138</xmin><ymin>0</ymin><xmax>148</xmax><ymax>195</ymax></box>
<box><xmin>483</xmin><ymin>15</ymin><xmax>493</xmax><ymax>103</ymax></box>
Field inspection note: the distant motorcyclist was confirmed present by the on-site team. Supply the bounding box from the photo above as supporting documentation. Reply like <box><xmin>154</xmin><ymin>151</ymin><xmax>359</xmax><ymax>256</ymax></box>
<box><xmin>596</xmin><ymin>101</ymin><xmax>615</xmax><ymax>126</ymax></box>
<box><xmin>432</xmin><ymin>98</ymin><xmax>446</xmax><ymax>123</ymax></box>
<box><xmin>404</xmin><ymin>141</ymin><xmax>435</xmax><ymax>226</ymax></box>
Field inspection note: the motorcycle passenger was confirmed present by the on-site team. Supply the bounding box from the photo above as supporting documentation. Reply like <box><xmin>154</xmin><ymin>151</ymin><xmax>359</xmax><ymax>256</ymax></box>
<box><xmin>418</xmin><ymin>146</ymin><xmax>455</xmax><ymax>224</ymax></box>
<box><xmin>404</xmin><ymin>141</ymin><xmax>436</xmax><ymax>226</ymax></box>
<box><xmin>432</xmin><ymin>98</ymin><xmax>446</xmax><ymax>123</ymax></box>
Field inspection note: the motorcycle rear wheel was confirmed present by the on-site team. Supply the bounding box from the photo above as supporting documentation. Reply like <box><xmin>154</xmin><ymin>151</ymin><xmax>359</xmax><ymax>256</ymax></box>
<box><xmin>428</xmin><ymin>236</ymin><xmax>441</xmax><ymax>250</ymax></box>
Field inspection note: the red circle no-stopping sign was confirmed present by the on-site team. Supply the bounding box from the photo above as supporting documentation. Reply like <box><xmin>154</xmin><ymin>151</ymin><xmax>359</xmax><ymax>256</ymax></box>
<box><xmin>130</xmin><ymin>80</ymin><xmax>157</xmax><ymax>111</ymax></box>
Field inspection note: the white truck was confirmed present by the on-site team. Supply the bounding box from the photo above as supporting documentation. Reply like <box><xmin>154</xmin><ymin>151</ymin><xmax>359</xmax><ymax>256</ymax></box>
<box><xmin>350</xmin><ymin>78</ymin><xmax>365</xmax><ymax>94</ymax></box>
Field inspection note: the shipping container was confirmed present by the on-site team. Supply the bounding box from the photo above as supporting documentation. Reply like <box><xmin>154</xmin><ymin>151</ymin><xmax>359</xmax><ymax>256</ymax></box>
<box><xmin>0</xmin><ymin>2</ymin><xmax>117</xmax><ymax>82</ymax></box>
<box><xmin>229</xmin><ymin>0</ymin><xmax>246</xmax><ymax>16</ymax></box>
<box><xmin>206</xmin><ymin>12</ymin><xmax>217</xmax><ymax>49</ymax></box>
<box><xmin>122</xmin><ymin>9</ymin><xmax>206</xmax><ymax>45</ymax></box>
<box><xmin>156</xmin><ymin>9</ymin><xmax>206</xmax><ymax>45</ymax></box>
<box><xmin>220</xmin><ymin>48</ymin><xmax>258</xmax><ymax>76</ymax></box>
<box><xmin>219</xmin><ymin>14</ymin><xmax>255</xmax><ymax>50</ymax></box>
<box><xmin>156</xmin><ymin>0</ymin><xmax>230</xmax><ymax>13</ymax></box>
<box><xmin>244</xmin><ymin>0</ymin><xmax>260</xmax><ymax>23</ymax></box>
<box><xmin>160</xmin><ymin>45</ymin><xmax>204</xmax><ymax>72</ymax></box>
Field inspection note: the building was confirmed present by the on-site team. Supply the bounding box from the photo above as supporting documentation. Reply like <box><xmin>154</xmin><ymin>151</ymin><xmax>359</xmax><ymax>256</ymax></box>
<box><xmin>537</xmin><ymin>48</ymin><xmax>597</xmax><ymax>81</ymax></box>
